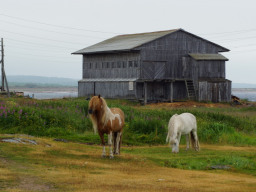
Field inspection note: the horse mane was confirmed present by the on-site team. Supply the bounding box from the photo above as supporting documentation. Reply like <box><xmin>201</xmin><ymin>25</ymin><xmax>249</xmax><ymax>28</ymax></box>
<box><xmin>99</xmin><ymin>97</ymin><xmax>111</xmax><ymax>126</ymax></box>
<box><xmin>90</xmin><ymin>114</ymin><xmax>98</xmax><ymax>134</ymax></box>
<box><xmin>89</xmin><ymin>96</ymin><xmax>115</xmax><ymax>134</ymax></box>
<box><xmin>89</xmin><ymin>96</ymin><xmax>108</xmax><ymax>134</ymax></box>
<box><xmin>167</xmin><ymin>114</ymin><xmax>179</xmax><ymax>144</ymax></box>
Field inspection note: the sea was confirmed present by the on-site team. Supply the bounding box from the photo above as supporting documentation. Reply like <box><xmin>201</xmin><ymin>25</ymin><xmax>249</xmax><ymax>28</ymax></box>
<box><xmin>23</xmin><ymin>88</ymin><xmax>256</xmax><ymax>102</ymax></box>
<box><xmin>231</xmin><ymin>88</ymin><xmax>256</xmax><ymax>102</ymax></box>
<box><xmin>24</xmin><ymin>91</ymin><xmax>78</xmax><ymax>99</ymax></box>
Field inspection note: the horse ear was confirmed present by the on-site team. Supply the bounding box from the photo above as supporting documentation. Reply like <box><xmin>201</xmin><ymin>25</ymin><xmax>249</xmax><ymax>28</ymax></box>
<box><xmin>98</xmin><ymin>95</ymin><xmax>101</xmax><ymax>98</ymax></box>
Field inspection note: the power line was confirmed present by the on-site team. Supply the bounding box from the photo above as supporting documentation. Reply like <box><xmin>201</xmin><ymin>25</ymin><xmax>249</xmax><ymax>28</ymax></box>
<box><xmin>2</xmin><ymin>13</ymin><xmax>256</xmax><ymax>42</ymax></box>
<box><xmin>199</xmin><ymin>28</ymin><xmax>256</xmax><ymax>37</ymax></box>
<box><xmin>5</xmin><ymin>37</ymin><xmax>79</xmax><ymax>50</ymax></box>
<box><xmin>0</xmin><ymin>28</ymin><xmax>87</xmax><ymax>45</ymax></box>
<box><xmin>212</xmin><ymin>35</ymin><xmax>256</xmax><ymax>42</ymax></box>
<box><xmin>7</xmin><ymin>50</ymin><xmax>76</xmax><ymax>58</ymax></box>
<box><xmin>6</xmin><ymin>53</ymin><xmax>78</xmax><ymax>63</ymax></box>
<box><xmin>3</xmin><ymin>31</ymin><xmax>256</xmax><ymax>54</ymax></box>
<box><xmin>0</xmin><ymin>19</ymin><xmax>107</xmax><ymax>39</ymax></box>
<box><xmin>0</xmin><ymin>13</ymin><xmax>122</xmax><ymax>35</ymax></box>
<box><xmin>6</xmin><ymin>44</ymin><xmax>71</xmax><ymax>54</ymax></box>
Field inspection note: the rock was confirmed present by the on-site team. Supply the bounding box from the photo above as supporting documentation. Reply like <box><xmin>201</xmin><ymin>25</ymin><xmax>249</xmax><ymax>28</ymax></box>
<box><xmin>210</xmin><ymin>165</ymin><xmax>231</xmax><ymax>170</ymax></box>
<box><xmin>1</xmin><ymin>138</ymin><xmax>37</xmax><ymax>145</ymax></box>
<box><xmin>53</xmin><ymin>138</ymin><xmax>68</xmax><ymax>143</ymax></box>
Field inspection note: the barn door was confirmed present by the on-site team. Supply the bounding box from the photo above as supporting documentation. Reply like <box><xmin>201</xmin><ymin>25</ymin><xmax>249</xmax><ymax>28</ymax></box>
<box><xmin>211</xmin><ymin>83</ymin><xmax>219</xmax><ymax>103</ymax></box>
<box><xmin>141</xmin><ymin>61</ymin><xmax>166</xmax><ymax>79</ymax></box>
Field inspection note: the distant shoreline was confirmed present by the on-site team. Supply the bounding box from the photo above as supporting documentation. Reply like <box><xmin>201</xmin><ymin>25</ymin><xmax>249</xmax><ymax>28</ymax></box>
<box><xmin>232</xmin><ymin>88</ymin><xmax>256</xmax><ymax>92</ymax></box>
<box><xmin>9</xmin><ymin>87</ymin><xmax>77</xmax><ymax>93</ymax></box>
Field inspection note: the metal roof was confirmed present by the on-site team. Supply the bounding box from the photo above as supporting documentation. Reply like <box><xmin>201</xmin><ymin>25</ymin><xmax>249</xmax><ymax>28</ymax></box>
<box><xmin>73</xmin><ymin>29</ymin><xmax>229</xmax><ymax>54</ymax></box>
<box><xmin>188</xmin><ymin>53</ymin><xmax>228</xmax><ymax>61</ymax></box>
<box><xmin>79</xmin><ymin>78</ymin><xmax>137</xmax><ymax>82</ymax></box>
<box><xmin>73</xmin><ymin>29</ymin><xmax>180</xmax><ymax>54</ymax></box>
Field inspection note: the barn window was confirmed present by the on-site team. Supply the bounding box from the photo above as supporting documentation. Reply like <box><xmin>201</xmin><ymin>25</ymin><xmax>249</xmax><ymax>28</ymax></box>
<box><xmin>107</xmin><ymin>62</ymin><xmax>110</xmax><ymax>68</ymax></box>
<box><xmin>128</xmin><ymin>61</ymin><xmax>133</xmax><ymax>68</ymax></box>
<box><xmin>117</xmin><ymin>61</ymin><xmax>121</xmax><ymax>68</ymax></box>
<box><xmin>89</xmin><ymin>63</ymin><xmax>92</xmax><ymax>69</ymax></box>
<box><xmin>111</xmin><ymin>62</ymin><xmax>115</xmax><ymax>68</ymax></box>
<box><xmin>123</xmin><ymin>61</ymin><xmax>127</xmax><ymax>68</ymax></box>
<box><xmin>134</xmin><ymin>61</ymin><xmax>138</xmax><ymax>68</ymax></box>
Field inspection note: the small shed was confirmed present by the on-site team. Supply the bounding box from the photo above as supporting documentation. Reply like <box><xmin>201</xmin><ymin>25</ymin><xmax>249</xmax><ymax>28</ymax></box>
<box><xmin>73</xmin><ymin>28</ymin><xmax>231</xmax><ymax>103</ymax></box>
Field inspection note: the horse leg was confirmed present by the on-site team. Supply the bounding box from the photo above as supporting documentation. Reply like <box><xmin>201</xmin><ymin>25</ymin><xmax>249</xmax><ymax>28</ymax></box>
<box><xmin>113</xmin><ymin>132</ymin><xmax>117</xmax><ymax>154</ymax></box>
<box><xmin>176</xmin><ymin>132</ymin><xmax>181</xmax><ymax>153</ymax></box>
<box><xmin>108</xmin><ymin>131</ymin><xmax>114</xmax><ymax>158</ymax></box>
<box><xmin>186</xmin><ymin>134</ymin><xmax>190</xmax><ymax>150</ymax></box>
<box><xmin>192</xmin><ymin>130</ymin><xmax>200</xmax><ymax>151</ymax></box>
<box><xmin>115</xmin><ymin>132</ymin><xmax>122</xmax><ymax>155</ymax></box>
<box><xmin>99</xmin><ymin>133</ymin><xmax>106</xmax><ymax>158</ymax></box>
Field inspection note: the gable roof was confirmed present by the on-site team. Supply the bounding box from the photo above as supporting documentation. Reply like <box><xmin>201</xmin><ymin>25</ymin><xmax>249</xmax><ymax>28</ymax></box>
<box><xmin>72</xmin><ymin>29</ymin><xmax>179</xmax><ymax>54</ymax></box>
<box><xmin>72</xmin><ymin>29</ymin><xmax>229</xmax><ymax>54</ymax></box>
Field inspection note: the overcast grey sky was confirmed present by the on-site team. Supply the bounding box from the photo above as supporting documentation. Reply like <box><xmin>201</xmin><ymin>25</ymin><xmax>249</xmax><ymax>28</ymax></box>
<box><xmin>0</xmin><ymin>0</ymin><xmax>256</xmax><ymax>83</ymax></box>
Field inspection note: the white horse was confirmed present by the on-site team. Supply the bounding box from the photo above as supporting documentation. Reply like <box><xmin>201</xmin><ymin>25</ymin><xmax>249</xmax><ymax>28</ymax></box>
<box><xmin>166</xmin><ymin>113</ymin><xmax>200</xmax><ymax>153</ymax></box>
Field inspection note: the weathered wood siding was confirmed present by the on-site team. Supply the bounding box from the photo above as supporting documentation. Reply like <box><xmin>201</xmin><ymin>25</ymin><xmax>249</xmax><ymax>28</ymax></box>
<box><xmin>138</xmin><ymin>30</ymin><xmax>226</xmax><ymax>80</ymax></box>
<box><xmin>78</xmin><ymin>81</ymin><xmax>136</xmax><ymax>99</ymax></box>
<box><xmin>78</xmin><ymin>82</ymin><xmax>94</xmax><ymax>97</ymax></box>
<box><xmin>78</xmin><ymin>30</ymin><xmax>230</xmax><ymax>102</ymax></box>
<box><xmin>83</xmin><ymin>52</ymin><xmax>140</xmax><ymax>79</ymax></box>
<box><xmin>198</xmin><ymin>80</ymin><xmax>231</xmax><ymax>102</ymax></box>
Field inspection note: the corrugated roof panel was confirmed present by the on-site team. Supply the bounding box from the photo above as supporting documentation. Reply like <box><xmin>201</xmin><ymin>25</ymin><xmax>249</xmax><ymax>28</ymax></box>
<box><xmin>188</xmin><ymin>53</ymin><xmax>228</xmax><ymax>61</ymax></box>
<box><xmin>73</xmin><ymin>29</ymin><xmax>179</xmax><ymax>54</ymax></box>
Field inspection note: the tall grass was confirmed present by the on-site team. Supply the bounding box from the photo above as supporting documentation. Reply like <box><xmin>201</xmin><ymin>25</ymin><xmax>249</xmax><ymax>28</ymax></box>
<box><xmin>0</xmin><ymin>98</ymin><xmax>91</xmax><ymax>137</ymax></box>
<box><xmin>0</xmin><ymin>97</ymin><xmax>255</xmax><ymax>146</ymax></box>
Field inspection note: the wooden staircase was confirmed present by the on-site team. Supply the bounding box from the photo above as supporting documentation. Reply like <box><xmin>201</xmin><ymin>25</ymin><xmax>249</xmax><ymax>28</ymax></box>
<box><xmin>185</xmin><ymin>80</ymin><xmax>196</xmax><ymax>100</ymax></box>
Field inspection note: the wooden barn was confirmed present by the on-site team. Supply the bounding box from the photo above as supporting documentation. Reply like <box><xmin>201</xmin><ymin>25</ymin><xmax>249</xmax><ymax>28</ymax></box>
<box><xmin>73</xmin><ymin>29</ymin><xmax>231</xmax><ymax>103</ymax></box>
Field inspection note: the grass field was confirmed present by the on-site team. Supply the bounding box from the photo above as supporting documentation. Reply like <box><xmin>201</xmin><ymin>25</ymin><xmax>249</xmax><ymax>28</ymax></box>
<box><xmin>0</xmin><ymin>97</ymin><xmax>256</xmax><ymax>191</ymax></box>
<box><xmin>0</xmin><ymin>135</ymin><xmax>256</xmax><ymax>192</ymax></box>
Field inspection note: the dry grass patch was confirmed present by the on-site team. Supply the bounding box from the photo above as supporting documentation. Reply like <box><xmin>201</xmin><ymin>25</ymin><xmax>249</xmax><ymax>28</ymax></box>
<box><xmin>0</xmin><ymin>136</ymin><xmax>256</xmax><ymax>192</ymax></box>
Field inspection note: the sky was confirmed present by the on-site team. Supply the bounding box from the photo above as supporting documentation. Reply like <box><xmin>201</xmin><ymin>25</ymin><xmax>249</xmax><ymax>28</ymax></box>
<box><xmin>0</xmin><ymin>0</ymin><xmax>256</xmax><ymax>83</ymax></box>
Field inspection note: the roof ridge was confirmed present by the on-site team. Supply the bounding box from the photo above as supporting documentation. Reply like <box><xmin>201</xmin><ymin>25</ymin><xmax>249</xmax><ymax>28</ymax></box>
<box><xmin>117</xmin><ymin>28</ymin><xmax>181</xmax><ymax>37</ymax></box>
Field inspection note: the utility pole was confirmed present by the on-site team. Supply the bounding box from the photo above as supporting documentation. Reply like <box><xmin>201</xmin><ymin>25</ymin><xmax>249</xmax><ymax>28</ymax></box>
<box><xmin>1</xmin><ymin>38</ymin><xmax>4</xmax><ymax>91</ymax></box>
<box><xmin>0</xmin><ymin>38</ymin><xmax>10</xmax><ymax>97</ymax></box>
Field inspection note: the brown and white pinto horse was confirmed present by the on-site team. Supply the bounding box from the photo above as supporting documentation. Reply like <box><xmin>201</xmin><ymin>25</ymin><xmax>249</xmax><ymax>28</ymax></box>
<box><xmin>88</xmin><ymin>95</ymin><xmax>125</xmax><ymax>158</ymax></box>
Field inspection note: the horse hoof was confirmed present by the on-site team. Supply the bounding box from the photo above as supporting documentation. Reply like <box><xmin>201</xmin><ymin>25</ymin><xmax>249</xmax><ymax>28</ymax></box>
<box><xmin>101</xmin><ymin>154</ymin><xmax>106</xmax><ymax>158</ymax></box>
<box><xmin>109</xmin><ymin>155</ymin><xmax>114</xmax><ymax>159</ymax></box>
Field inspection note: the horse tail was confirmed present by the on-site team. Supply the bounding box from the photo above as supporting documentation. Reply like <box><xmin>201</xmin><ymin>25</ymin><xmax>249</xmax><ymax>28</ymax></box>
<box><xmin>197</xmin><ymin>139</ymin><xmax>200</xmax><ymax>151</ymax></box>
<box><xmin>190</xmin><ymin>131</ymin><xmax>200</xmax><ymax>151</ymax></box>
<box><xmin>190</xmin><ymin>131</ymin><xmax>195</xmax><ymax>149</ymax></box>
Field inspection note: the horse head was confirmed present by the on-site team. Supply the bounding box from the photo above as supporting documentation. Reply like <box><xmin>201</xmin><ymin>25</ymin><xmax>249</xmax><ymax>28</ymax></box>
<box><xmin>170</xmin><ymin>138</ymin><xmax>179</xmax><ymax>153</ymax></box>
<box><xmin>88</xmin><ymin>95</ymin><xmax>103</xmax><ymax>115</ymax></box>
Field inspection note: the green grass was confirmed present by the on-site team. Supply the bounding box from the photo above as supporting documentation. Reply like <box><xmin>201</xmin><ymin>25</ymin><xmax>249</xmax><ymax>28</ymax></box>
<box><xmin>122</xmin><ymin>146</ymin><xmax>256</xmax><ymax>176</ymax></box>
<box><xmin>0</xmin><ymin>97</ymin><xmax>255</xmax><ymax>146</ymax></box>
